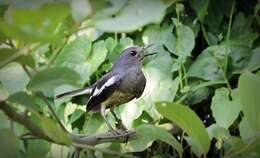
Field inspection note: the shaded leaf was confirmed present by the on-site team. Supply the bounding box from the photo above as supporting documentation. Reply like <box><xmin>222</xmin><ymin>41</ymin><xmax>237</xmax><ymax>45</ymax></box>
<box><xmin>28</xmin><ymin>67</ymin><xmax>81</xmax><ymax>92</ymax></box>
<box><xmin>246</xmin><ymin>47</ymin><xmax>260</xmax><ymax>71</ymax></box>
<box><xmin>26</xmin><ymin>140</ymin><xmax>50</xmax><ymax>158</ymax></box>
<box><xmin>188</xmin><ymin>45</ymin><xmax>226</xmax><ymax>81</ymax></box>
<box><xmin>189</xmin><ymin>0</ymin><xmax>209</xmax><ymax>22</ymax></box>
<box><xmin>0</xmin><ymin>129</ymin><xmax>19</xmax><ymax>158</ymax></box>
<box><xmin>230</xmin><ymin>12</ymin><xmax>259</xmax><ymax>46</ymax></box>
<box><xmin>155</xmin><ymin>102</ymin><xmax>210</xmax><ymax>155</ymax></box>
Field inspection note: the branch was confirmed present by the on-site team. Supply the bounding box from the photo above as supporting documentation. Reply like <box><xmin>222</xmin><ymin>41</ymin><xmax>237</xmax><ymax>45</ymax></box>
<box><xmin>70</xmin><ymin>130</ymin><xmax>136</xmax><ymax>145</ymax></box>
<box><xmin>0</xmin><ymin>101</ymin><xmax>138</xmax><ymax>157</ymax></box>
<box><xmin>22</xmin><ymin>65</ymin><xmax>68</xmax><ymax>133</ymax></box>
<box><xmin>73</xmin><ymin>143</ymin><xmax>137</xmax><ymax>158</ymax></box>
<box><xmin>0</xmin><ymin>102</ymin><xmax>51</xmax><ymax>141</ymax></box>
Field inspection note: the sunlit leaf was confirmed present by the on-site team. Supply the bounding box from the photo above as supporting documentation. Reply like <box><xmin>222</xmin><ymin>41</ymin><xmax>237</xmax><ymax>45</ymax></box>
<box><xmin>238</xmin><ymin>72</ymin><xmax>260</xmax><ymax>131</ymax></box>
<box><xmin>211</xmin><ymin>88</ymin><xmax>241</xmax><ymax>129</ymax></box>
<box><xmin>0</xmin><ymin>48</ymin><xmax>35</xmax><ymax>68</ymax></box>
<box><xmin>8</xmin><ymin>92</ymin><xmax>39</xmax><ymax>112</ymax></box>
<box><xmin>94</xmin><ymin>0</ymin><xmax>167</xmax><ymax>32</ymax></box>
<box><xmin>0</xmin><ymin>62</ymin><xmax>30</xmax><ymax>94</ymax></box>
<box><xmin>0</xmin><ymin>83</ymin><xmax>9</xmax><ymax>101</ymax></box>
<box><xmin>0</xmin><ymin>1</ymin><xmax>70</xmax><ymax>43</ymax></box>
<box><xmin>127</xmin><ymin>124</ymin><xmax>183</xmax><ymax>155</ymax></box>
<box><xmin>71</xmin><ymin>0</ymin><xmax>92</xmax><ymax>22</ymax></box>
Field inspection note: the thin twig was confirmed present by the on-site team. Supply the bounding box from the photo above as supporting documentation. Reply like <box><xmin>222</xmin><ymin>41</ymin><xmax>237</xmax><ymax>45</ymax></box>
<box><xmin>0</xmin><ymin>102</ymin><xmax>51</xmax><ymax>141</ymax></box>
<box><xmin>22</xmin><ymin>65</ymin><xmax>68</xmax><ymax>133</ymax></box>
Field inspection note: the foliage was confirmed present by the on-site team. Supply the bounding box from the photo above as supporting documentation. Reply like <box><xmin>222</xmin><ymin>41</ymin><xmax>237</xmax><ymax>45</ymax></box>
<box><xmin>0</xmin><ymin>0</ymin><xmax>259</xmax><ymax>157</ymax></box>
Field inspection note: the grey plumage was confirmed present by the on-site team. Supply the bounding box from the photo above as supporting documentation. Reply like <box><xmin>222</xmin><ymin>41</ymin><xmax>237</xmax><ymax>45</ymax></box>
<box><xmin>56</xmin><ymin>45</ymin><xmax>156</xmax><ymax>132</ymax></box>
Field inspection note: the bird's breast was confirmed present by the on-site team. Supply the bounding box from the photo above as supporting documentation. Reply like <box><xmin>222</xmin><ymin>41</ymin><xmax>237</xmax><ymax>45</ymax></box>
<box><xmin>101</xmin><ymin>91</ymin><xmax>135</xmax><ymax>106</ymax></box>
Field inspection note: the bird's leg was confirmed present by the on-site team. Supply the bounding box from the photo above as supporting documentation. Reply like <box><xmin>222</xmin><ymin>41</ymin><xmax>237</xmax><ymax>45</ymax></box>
<box><xmin>101</xmin><ymin>105</ymin><xmax>115</xmax><ymax>132</ymax></box>
<box><xmin>110</xmin><ymin>107</ymin><xmax>127</xmax><ymax>131</ymax></box>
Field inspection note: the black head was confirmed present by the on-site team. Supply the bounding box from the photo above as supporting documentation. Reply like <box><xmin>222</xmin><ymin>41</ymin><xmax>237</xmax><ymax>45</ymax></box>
<box><xmin>112</xmin><ymin>45</ymin><xmax>156</xmax><ymax>70</ymax></box>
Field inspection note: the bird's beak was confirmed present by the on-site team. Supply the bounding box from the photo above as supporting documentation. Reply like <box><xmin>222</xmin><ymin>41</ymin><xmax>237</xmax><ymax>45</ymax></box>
<box><xmin>143</xmin><ymin>44</ymin><xmax>157</xmax><ymax>58</ymax></box>
<box><xmin>143</xmin><ymin>52</ymin><xmax>157</xmax><ymax>57</ymax></box>
<box><xmin>143</xmin><ymin>44</ymin><xmax>154</xmax><ymax>50</ymax></box>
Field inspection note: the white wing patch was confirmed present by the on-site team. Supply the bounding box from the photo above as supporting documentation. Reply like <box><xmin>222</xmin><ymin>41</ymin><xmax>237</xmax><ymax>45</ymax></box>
<box><xmin>92</xmin><ymin>76</ymin><xmax>118</xmax><ymax>97</ymax></box>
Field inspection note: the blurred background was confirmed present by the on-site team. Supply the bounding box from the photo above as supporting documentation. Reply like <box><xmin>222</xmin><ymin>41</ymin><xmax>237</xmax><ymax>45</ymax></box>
<box><xmin>0</xmin><ymin>0</ymin><xmax>259</xmax><ymax>158</ymax></box>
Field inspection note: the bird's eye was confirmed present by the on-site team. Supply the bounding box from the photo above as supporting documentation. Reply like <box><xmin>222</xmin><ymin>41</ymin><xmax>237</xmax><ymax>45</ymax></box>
<box><xmin>130</xmin><ymin>51</ymin><xmax>137</xmax><ymax>56</ymax></box>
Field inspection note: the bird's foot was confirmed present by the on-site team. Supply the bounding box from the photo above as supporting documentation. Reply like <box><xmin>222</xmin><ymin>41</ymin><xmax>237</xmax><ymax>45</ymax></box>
<box><xmin>115</xmin><ymin>120</ymin><xmax>128</xmax><ymax>132</ymax></box>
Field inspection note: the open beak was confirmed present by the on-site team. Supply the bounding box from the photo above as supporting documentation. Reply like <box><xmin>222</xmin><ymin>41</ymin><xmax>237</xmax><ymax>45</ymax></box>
<box><xmin>143</xmin><ymin>44</ymin><xmax>154</xmax><ymax>50</ymax></box>
<box><xmin>140</xmin><ymin>44</ymin><xmax>158</xmax><ymax>60</ymax></box>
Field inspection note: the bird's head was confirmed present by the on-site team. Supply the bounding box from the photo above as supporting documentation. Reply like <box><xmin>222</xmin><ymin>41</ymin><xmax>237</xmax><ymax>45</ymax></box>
<box><xmin>113</xmin><ymin>44</ymin><xmax>157</xmax><ymax>69</ymax></box>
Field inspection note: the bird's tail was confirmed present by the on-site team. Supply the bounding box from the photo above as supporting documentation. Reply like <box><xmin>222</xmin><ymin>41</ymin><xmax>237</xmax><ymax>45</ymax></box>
<box><xmin>55</xmin><ymin>86</ymin><xmax>93</xmax><ymax>99</ymax></box>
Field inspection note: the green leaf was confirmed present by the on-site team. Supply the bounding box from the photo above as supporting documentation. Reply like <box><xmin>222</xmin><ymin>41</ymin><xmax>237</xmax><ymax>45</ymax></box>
<box><xmin>128</xmin><ymin>124</ymin><xmax>183</xmax><ymax>155</ymax></box>
<box><xmin>28</xmin><ymin>67</ymin><xmax>81</xmax><ymax>92</ymax></box>
<box><xmin>141</xmin><ymin>50</ymin><xmax>178</xmax><ymax>120</ymax></box>
<box><xmin>90</xmin><ymin>0</ymin><xmax>127</xmax><ymax>19</ymax></box>
<box><xmin>189</xmin><ymin>0</ymin><xmax>209</xmax><ymax>22</ymax></box>
<box><xmin>229</xmin><ymin>45</ymin><xmax>252</xmax><ymax>73</ymax></box>
<box><xmin>0</xmin><ymin>129</ymin><xmax>20</xmax><ymax>158</ymax></box>
<box><xmin>8</xmin><ymin>92</ymin><xmax>39</xmax><ymax>112</ymax></box>
<box><xmin>173</xmin><ymin>24</ymin><xmax>195</xmax><ymax>61</ymax></box>
<box><xmin>211</xmin><ymin>88</ymin><xmax>241</xmax><ymax>129</ymax></box>
<box><xmin>207</xmin><ymin>124</ymin><xmax>231</xmax><ymax>149</ymax></box>
<box><xmin>238</xmin><ymin>71</ymin><xmax>260</xmax><ymax>131</ymax></box>
<box><xmin>188</xmin><ymin>45</ymin><xmax>226</xmax><ymax>81</ymax></box>
<box><xmin>55</xmin><ymin>36</ymin><xmax>107</xmax><ymax>84</ymax></box>
<box><xmin>246</xmin><ymin>47</ymin><xmax>260</xmax><ymax>71</ymax></box>
<box><xmin>94</xmin><ymin>0</ymin><xmax>167</xmax><ymax>32</ymax></box>
<box><xmin>239</xmin><ymin>116</ymin><xmax>258</xmax><ymax>141</ymax></box>
<box><xmin>0</xmin><ymin>48</ymin><xmax>35</xmax><ymax>68</ymax></box>
<box><xmin>0</xmin><ymin>1</ymin><xmax>70</xmax><ymax>43</ymax></box>
<box><xmin>142</xmin><ymin>24</ymin><xmax>176</xmax><ymax>54</ymax></box>
<box><xmin>71</xmin><ymin>0</ymin><xmax>92</xmax><ymax>22</ymax></box>
<box><xmin>155</xmin><ymin>102</ymin><xmax>210</xmax><ymax>155</ymax></box>
<box><xmin>230</xmin><ymin>12</ymin><xmax>259</xmax><ymax>46</ymax></box>
<box><xmin>83</xmin><ymin>113</ymin><xmax>107</xmax><ymax>135</ymax></box>
<box><xmin>36</xmin><ymin>114</ymin><xmax>71</xmax><ymax>145</ymax></box>
<box><xmin>68</xmin><ymin>109</ymin><xmax>84</xmax><ymax>124</ymax></box>
<box><xmin>0</xmin><ymin>62</ymin><xmax>30</xmax><ymax>94</ymax></box>
<box><xmin>119</xmin><ymin>101</ymin><xmax>145</xmax><ymax>129</ymax></box>
<box><xmin>0</xmin><ymin>83</ymin><xmax>9</xmax><ymax>101</ymax></box>
<box><xmin>26</xmin><ymin>140</ymin><xmax>50</xmax><ymax>158</ymax></box>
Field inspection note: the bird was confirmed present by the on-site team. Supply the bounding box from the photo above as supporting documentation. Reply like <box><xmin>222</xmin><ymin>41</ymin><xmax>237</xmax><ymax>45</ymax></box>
<box><xmin>56</xmin><ymin>44</ymin><xmax>156</xmax><ymax>132</ymax></box>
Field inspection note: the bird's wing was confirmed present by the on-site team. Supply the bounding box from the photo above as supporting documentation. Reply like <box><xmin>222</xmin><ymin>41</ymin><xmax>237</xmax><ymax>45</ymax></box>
<box><xmin>86</xmin><ymin>73</ymin><xmax>122</xmax><ymax>111</ymax></box>
<box><xmin>55</xmin><ymin>85</ymin><xmax>94</xmax><ymax>99</ymax></box>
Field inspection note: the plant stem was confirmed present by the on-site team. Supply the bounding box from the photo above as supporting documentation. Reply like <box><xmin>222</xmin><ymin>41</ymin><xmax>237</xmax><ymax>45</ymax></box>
<box><xmin>22</xmin><ymin>65</ymin><xmax>68</xmax><ymax>133</ymax></box>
